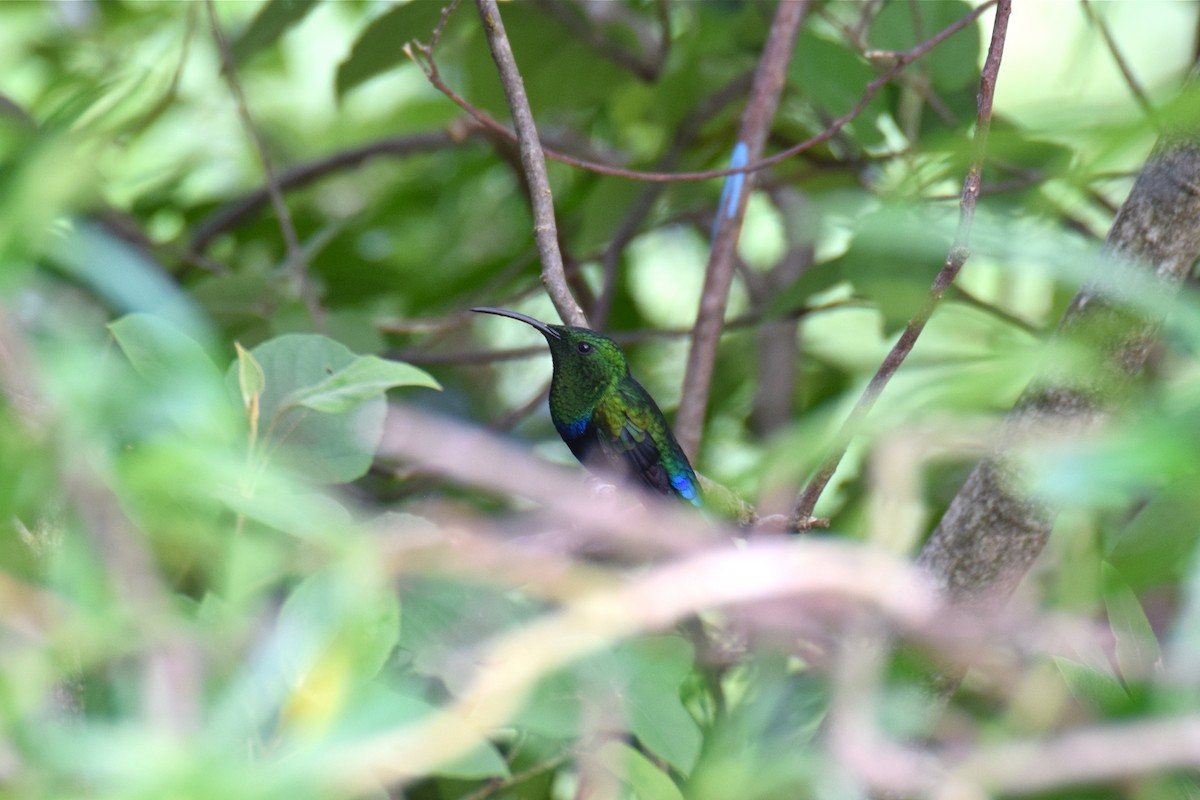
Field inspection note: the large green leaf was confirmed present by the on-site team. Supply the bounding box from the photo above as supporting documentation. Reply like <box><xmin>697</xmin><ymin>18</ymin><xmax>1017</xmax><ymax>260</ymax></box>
<box><xmin>225</xmin><ymin>334</ymin><xmax>385</xmax><ymax>483</ymax></box>
<box><xmin>287</xmin><ymin>354</ymin><xmax>440</xmax><ymax>414</ymax></box>
<box><xmin>616</xmin><ymin>636</ymin><xmax>703</xmax><ymax>777</ymax></box>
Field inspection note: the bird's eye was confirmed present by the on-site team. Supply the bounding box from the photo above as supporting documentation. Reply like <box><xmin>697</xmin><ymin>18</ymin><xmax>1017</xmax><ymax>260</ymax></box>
<box><xmin>576</xmin><ymin>341</ymin><xmax>594</xmax><ymax>355</ymax></box>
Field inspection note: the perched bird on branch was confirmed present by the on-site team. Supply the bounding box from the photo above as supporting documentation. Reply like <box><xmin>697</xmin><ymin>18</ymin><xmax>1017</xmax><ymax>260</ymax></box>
<box><xmin>472</xmin><ymin>307</ymin><xmax>701</xmax><ymax>507</ymax></box>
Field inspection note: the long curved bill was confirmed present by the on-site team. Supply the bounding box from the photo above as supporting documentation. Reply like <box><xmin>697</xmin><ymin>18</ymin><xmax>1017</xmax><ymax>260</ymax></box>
<box><xmin>470</xmin><ymin>307</ymin><xmax>561</xmax><ymax>339</ymax></box>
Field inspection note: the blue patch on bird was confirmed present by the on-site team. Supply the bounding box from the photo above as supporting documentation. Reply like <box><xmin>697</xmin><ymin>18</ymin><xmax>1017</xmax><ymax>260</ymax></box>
<box><xmin>671</xmin><ymin>474</ymin><xmax>701</xmax><ymax>506</ymax></box>
<box><xmin>558</xmin><ymin>416</ymin><xmax>589</xmax><ymax>439</ymax></box>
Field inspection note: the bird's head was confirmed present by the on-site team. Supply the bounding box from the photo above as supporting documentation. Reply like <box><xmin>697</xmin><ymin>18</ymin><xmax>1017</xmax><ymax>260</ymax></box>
<box><xmin>471</xmin><ymin>307</ymin><xmax>630</xmax><ymax>391</ymax></box>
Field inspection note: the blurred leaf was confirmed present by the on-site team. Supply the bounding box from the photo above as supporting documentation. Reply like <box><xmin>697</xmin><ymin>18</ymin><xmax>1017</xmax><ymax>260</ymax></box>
<box><xmin>218</xmin><ymin>486</ymin><xmax>352</xmax><ymax>540</ymax></box>
<box><xmin>593</xmin><ymin>740</ymin><xmax>685</xmax><ymax>800</ymax></box>
<box><xmin>789</xmin><ymin>29</ymin><xmax>888</xmax><ymax>147</ymax></box>
<box><xmin>286</xmin><ymin>354</ymin><xmax>440</xmax><ymax>414</ymax></box>
<box><xmin>869</xmin><ymin>1</ymin><xmax>982</xmax><ymax>92</ymax></box>
<box><xmin>357</xmin><ymin>688</ymin><xmax>510</xmax><ymax>780</ymax></box>
<box><xmin>109</xmin><ymin>312</ymin><xmax>235</xmax><ymax>441</ymax></box>
<box><xmin>279</xmin><ymin>567</ymin><xmax>400</xmax><ymax>680</ymax></box>
<box><xmin>1107</xmin><ymin>486</ymin><xmax>1200</xmax><ymax>591</ymax></box>
<box><xmin>49</xmin><ymin>221</ymin><xmax>210</xmax><ymax>339</ymax></box>
<box><xmin>231</xmin><ymin>0</ymin><xmax>321</xmax><ymax>65</ymax></box>
<box><xmin>515</xmin><ymin>635</ymin><xmax>702</xmax><ymax>773</ymax></box>
<box><xmin>336</xmin><ymin>2</ymin><xmax>449</xmax><ymax>98</ymax></box>
<box><xmin>616</xmin><ymin>635</ymin><xmax>703</xmax><ymax>776</ymax></box>
<box><xmin>1102</xmin><ymin>562</ymin><xmax>1162</xmax><ymax>684</ymax></box>
<box><xmin>226</xmin><ymin>334</ymin><xmax>388</xmax><ymax>483</ymax></box>
<box><xmin>1054</xmin><ymin>657</ymin><xmax>1136</xmax><ymax>717</ymax></box>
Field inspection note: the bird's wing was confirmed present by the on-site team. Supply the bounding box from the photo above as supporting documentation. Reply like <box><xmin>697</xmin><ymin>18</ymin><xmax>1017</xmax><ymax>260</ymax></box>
<box><xmin>594</xmin><ymin>388</ymin><xmax>674</xmax><ymax>496</ymax></box>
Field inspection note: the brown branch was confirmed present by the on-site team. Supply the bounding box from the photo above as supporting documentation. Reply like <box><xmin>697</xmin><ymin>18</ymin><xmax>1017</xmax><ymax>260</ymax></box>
<box><xmin>918</xmin><ymin>124</ymin><xmax>1200</xmax><ymax>613</ymax></box>
<box><xmin>474</xmin><ymin>0</ymin><xmax>586</xmax><ymax>327</ymax></box>
<box><xmin>673</xmin><ymin>0</ymin><xmax>810</xmax><ymax>461</ymax></box>
<box><xmin>790</xmin><ymin>0</ymin><xmax>1011</xmax><ymax>527</ymax></box>
<box><xmin>203</xmin><ymin>0</ymin><xmax>321</xmax><ymax>326</ymax></box>
<box><xmin>408</xmin><ymin>1</ymin><xmax>997</xmax><ymax>185</ymax></box>
<box><xmin>190</xmin><ymin>130</ymin><xmax>476</xmax><ymax>252</ymax></box>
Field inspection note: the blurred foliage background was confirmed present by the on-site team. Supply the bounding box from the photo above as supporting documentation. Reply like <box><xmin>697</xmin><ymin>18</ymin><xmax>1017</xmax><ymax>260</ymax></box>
<box><xmin>2</xmin><ymin>1</ymin><xmax>1200</xmax><ymax>798</ymax></box>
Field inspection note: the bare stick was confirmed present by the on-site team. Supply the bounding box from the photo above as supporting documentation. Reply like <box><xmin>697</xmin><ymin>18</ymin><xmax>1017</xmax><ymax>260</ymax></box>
<box><xmin>790</xmin><ymin>0</ymin><xmax>1011</xmax><ymax>526</ymax></box>
<box><xmin>673</xmin><ymin>0</ymin><xmax>811</xmax><ymax>460</ymax></box>
<box><xmin>203</xmin><ymin>0</ymin><xmax>321</xmax><ymax>326</ymax></box>
<box><xmin>475</xmin><ymin>0</ymin><xmax>586</xmax><ymax>327</ymax></box>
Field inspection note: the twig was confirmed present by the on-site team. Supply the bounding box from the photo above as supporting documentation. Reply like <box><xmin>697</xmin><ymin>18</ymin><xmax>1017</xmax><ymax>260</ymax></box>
<box><xmin>407</xmin><ymin>1</ymin><xmax>997</xmax><ymax>185</ymax></box>
<box><xmin>474</xmin><ymin>0</ymin><xmax>586</xmax><ymax>327</ymax></box>
<box><xmin>203</xmin><ymin>0</ymin><xmax>321</xmax><ymax>327</ymax></box>
<box><xmin>191</xmin><ymin>130</ymin><xmax>477</xmax><ymax>252</ymax></box>
<box><xmin>673</xmin><ymin>0</ymin><xmax>810</xmax><ymax>460</ymax></box>
<box><xmin>790</xmin><ymin>0</ymin><xmax>1011</xmax><ymax>527</ymax></box>
<box><xmin>533</xmin><ymin>0</ymin><xmax>664</xmax><ymax>82</ymax></box>
<box><xmin>1081</xmin><ymin>0</ymin><xmax>1156</xmax><ymax>121</ymax></box>
<box><xmin>396</xmin><ymin>299</ymin><xmax>865</xmax><ymax>366</ymax></box>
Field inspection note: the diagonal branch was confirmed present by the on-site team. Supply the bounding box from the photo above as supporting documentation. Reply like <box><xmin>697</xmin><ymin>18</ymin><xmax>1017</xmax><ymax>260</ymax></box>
<box><xmin>790</xmin><ymin>0</ymin><xmax>1012</xmax><ymax>527</ymax></box>
<box><xmin>672</xmin><ymin>0</ymin><xmax>811</xmax><ymax>460</ymax></box>
<box><xmin>190</xmin><ymin>130</ymin><xmax>479</xmax><ymax>253</ymax></box>
<box><xmin>474</xmin><ymin>0</ymin><xmax>586</xmax><ymax>327</ymax></box>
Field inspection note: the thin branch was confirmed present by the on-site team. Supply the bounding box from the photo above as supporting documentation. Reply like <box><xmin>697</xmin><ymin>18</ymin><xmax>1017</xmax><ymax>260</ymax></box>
<box><xmin>791</xmin><ymin>0</ymin><xmax>1011</xmax><ymax>527</ymax></box>
<box><xmin>533</xmin><ymin>0</ymin><xmax>664</xmax><ymax>82</ymax></box>
<box><xmin>673</xmin><ymin>0</ymin><xmax>810</xmax><ymax>460</ymax></box>
<box><xmin>203</xmin><ymin>0</ymin><xmax>321</xmax><ymax>326</ymax></box>
<box><xmin>474</xmin><ymin>0</ymin><xmax>586</xmax><ymax>327</ymax></box>
<box><xmin>407</xmin><ymin>0</ymin><xmax>997</xmax><ymax>185</ymax></box>
<box><xmin>396</xmin><ymin>299</ymin><xmax>866</xmax><ymax>367</ymax></box>
<box><xmin>191</xmin><ymin>130</ymin><xmax>477</xmax><ymax>252</ymax></box>
<box><xmin>1081</xmin><ymin>0</ymin><xmax>1157</xmax><ymax>121</ymax></box>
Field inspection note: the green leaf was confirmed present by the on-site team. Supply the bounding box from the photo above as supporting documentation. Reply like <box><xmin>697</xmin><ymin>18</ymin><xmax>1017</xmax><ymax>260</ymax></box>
<box><xmin>286</xmin><ymin>354</ymin><xmax>440</xmax><ymax>414</ymax></box>
<box><xmin>225</xmin><ymin>334</ymin><xmax>387</xmax><ymax>483</ymax></box>
<box><xmin>1107</xmin><ymin>485</ymin><xmax>1200</xmax><ymax>590</ymax></box>
<box><xmin>869</xmin><ymin>1</ymin><xmax>982</xmax><ymax>92</ymax></box>
<box><xmin>231</xmin><ymin>0</ymin><xmax>321</xmax><ymax>65</ymax></box>
<box><xmin>109</xmin><ymin>312</ymin><xmax>234</xmax><ymax>441</ymax></box>
<box><xmin>336</xmin><ymin>2</ymin><xmax>450</xmax><ymax>98</ymax></box>
<box><xmin>279</xmin><ymin>567</ymin><xmax>400</xmax><ymax>683</ymax></box>
<box><xmin>1102</xmin><ymin>562</ymin><xmax>1161</xmax><ymax>683</ymax></box>
<box><xmin>620</xmin><ymin>636</ymin><xmax>702</xmax><ymax>776</ymax></box>
<box><xmin>1053</xmin><ymin>657</ymin><xmax>1135</xmax><ymax>717</ymax></box>
<box><xmin>234</xmin><ymin>341</ymin><xmax>265</xmax><ymax>412</ymax></box>
<box><xmin>593</xmin><ymin>740</ymin><xmax>684</xmax><ymax>800</ymax></box>
<box><xmin>51</xmin><ymin>221</ymin><xmax>210</xmax><ymax>339</ymax></box>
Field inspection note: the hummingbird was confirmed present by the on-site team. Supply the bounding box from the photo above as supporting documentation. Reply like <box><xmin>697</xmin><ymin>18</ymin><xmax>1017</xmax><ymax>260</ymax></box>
<box><xmin>471</xmin><ymin>307</ymin><xmax>701</xmax><ymax>507</ymax></box>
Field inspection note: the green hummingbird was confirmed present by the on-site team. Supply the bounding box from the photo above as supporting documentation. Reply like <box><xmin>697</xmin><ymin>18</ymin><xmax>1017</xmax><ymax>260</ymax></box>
<box><xmin>471</xmin><ymin>307</ymin><xmax>701</xmax><ymax>507</ymax></box>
